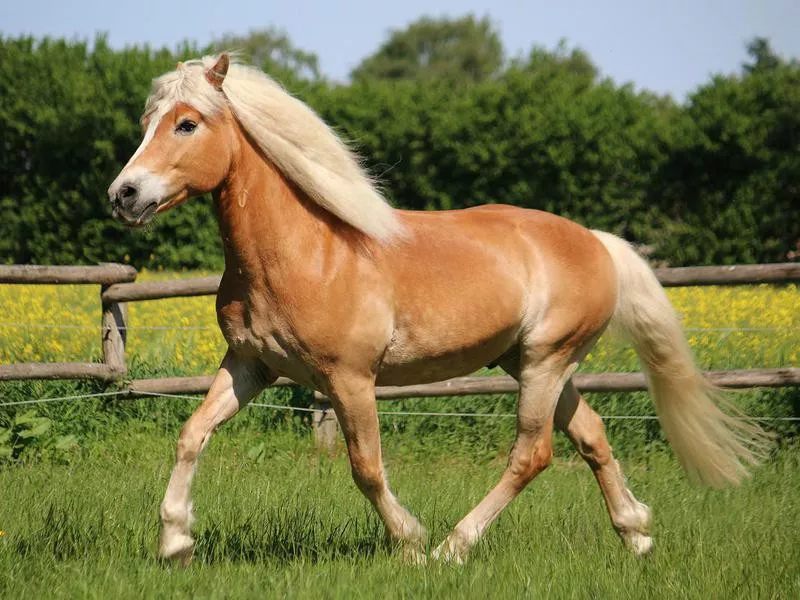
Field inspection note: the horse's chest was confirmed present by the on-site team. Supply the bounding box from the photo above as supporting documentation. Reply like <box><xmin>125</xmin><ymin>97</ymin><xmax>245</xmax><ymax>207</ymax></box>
<box><xmin>216</xmin><ymin>299</ymin><xmax>311</xmax><ymax>382</ymax></box>
<box><xmin>220</xmin><ymin>314</ymin><xmax>280</xmax><ymax>359</ymax></box>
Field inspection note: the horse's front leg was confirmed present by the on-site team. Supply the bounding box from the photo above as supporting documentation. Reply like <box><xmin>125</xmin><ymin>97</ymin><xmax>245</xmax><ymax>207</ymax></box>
<box><xmin>326</xmin><ymin>372</ymin><xmax>428</xmax><ymax>563</ymax></box>
<box><xmin>159</xmin><ymin>350</ymin><xmax>275</xmax><ymax>565</ymax></box>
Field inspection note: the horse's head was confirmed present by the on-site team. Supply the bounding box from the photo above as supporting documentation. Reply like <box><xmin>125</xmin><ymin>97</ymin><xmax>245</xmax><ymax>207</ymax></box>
<box><xmin>108</xmin><ymin>54</ymin><xmax>235</xmax><ymax>227</ymax></box>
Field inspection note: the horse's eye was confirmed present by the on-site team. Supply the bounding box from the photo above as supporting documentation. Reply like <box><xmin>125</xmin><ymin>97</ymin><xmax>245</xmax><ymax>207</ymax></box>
<box><xmin>176</xmin><ymin>120</ymin><xmax>197</xmax><ymax>135</ymax></box>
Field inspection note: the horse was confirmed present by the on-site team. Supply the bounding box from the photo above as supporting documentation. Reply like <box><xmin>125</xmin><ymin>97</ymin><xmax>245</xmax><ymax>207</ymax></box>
<box><xmin>108</xmin><ymin>53</ymin><xmax>769</xmax><ymax>565</ymax></box>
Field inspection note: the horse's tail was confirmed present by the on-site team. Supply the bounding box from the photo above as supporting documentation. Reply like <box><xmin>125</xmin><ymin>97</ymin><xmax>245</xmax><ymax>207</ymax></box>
<box><xmin>592</xmin><ymin>230</ymin><xmax>772</xmax><ymax>487</ymax></box>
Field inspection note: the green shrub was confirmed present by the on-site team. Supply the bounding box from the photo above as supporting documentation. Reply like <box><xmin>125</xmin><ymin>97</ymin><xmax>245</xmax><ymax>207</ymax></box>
<box><xmin>1</xmin><ymin>35</ymin><xmax>797</xmax><ymax>269</ymax></box>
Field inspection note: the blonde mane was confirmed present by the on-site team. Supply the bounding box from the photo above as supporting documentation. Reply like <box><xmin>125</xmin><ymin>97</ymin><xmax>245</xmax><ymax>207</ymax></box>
<box><xmin>143</xmin><ymin>54</ymin><xmax>403</xmax><ymax>242</ymax></box>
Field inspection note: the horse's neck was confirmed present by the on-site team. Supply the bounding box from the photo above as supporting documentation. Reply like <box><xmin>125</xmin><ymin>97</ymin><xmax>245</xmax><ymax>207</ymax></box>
<box><xmin>213</xmin><ymin>137</ymin><xmax>355</xmax><ymax>286</ymax></box>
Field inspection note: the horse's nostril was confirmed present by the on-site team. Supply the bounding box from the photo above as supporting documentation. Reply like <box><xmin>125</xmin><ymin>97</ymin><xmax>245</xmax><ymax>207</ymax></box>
<box><xmin>119</xmin><ymin>184</ymin><xmax>137</xmax><ymax>200</ymax></box>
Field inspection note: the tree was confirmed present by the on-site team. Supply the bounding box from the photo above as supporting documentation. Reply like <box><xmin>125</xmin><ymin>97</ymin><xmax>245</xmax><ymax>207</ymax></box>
<box><xmin>0</xmin><ymin>35</ymin><xmax>224</xmax><ymax>268</ymax></box>
<box><xmin>351</xmin><ymin>14</ymin><xmax>504</xmax><ymax>83</ymax></box>
<box><xmin>743</xmin><ymin>37</ymin><xmax>782</xmax><ymax>73</ymax></box>
<box><xmin>651</xmin><ymin>38</ymin><xmax>800</xmax><ymax>264</ymax></box>
<box><xmin>510</xmin><ymin>39</ymin><xmax>598</xmax><ymax>87</ymax></box>
<box><xmin>2</xmin><ymin>34</ymin><xmax>796</xmax><ymax>269</ymax></box>
<box><xmin>214</xmin><ymin>28</ymin><xmax>321</xmax><ymax>82</ymax></box>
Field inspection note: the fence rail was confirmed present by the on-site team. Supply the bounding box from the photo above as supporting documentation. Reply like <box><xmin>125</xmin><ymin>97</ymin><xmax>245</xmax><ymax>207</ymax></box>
<box><xmin>652</xmin><ymin>262</ymin><xmax>800</xmax><ymax>286</ymax></box>
<box><xmin>2</xmin><ymin>261</ymin><xmax>799</xmax><ymax>449</ymax></box>
<box><xmin>122</xmin><ymin>368</ymin><xmax>800</xmax><ymax>399</ymax></box>
<box><xmin>0</xmin><ymin>264</ymin><xmax>137</xmax><ymax>285</ymax></box>
<box><xmin>0</xmin><ymin>362</ymin><xmax>121</xmax><ymax>381</ymax></box>
<box><xmin>97</xmin><ymin>262</ymin><xmax>800</xmax><ymax>305</ymax></box>
<box><xmin>101</xmin><ymin>275</ymin><xmax>221</xmax><ymax>303</ymax></box>
<box><xmin>1</xmin><ymin>262</ymin><xmax>798</xmax><ymax>389</ymax></box>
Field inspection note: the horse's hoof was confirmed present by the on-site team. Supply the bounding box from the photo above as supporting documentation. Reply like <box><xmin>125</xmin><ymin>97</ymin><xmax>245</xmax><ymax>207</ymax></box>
<box><xmin>624</xmin><ymin>532</ymin><xmax>654</xmax><ymax>556</ymax></box>
<box><xmin>400</xmin><ymin>545</ymin><xmax>428</xmax><ymax>566</ymax></box>
<box><xmin>432</xmin><ymin>539</ymin><xmax>467</xmax><ymax>565</ymax></box>
<box><xmin>159</xmin><ymin>532</ymin><xmax>195</xmax><ymax>567</ymax></box>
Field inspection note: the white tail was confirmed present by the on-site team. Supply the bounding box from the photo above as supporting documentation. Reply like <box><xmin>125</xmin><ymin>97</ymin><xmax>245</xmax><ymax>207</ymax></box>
<box><xmin>592</xmin><ymin>230</ymin><xmax>772</xmax><ymax>487</ymax></box>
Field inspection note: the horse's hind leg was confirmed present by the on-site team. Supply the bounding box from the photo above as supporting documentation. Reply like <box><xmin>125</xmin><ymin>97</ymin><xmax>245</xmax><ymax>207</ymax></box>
<box><xmin>554</xmin><ymin>380</ymin><xmax>653</xmax><ymax>554</ymax></box>
<box><xmin>326</xmin><ymin>372</ymin><xmax>428</xmax><ymax>563</ymax></box>
<box><xmin>159</xmin><ymin>350</ymin><xmax>275</xmax><ymax>564</ymax></box>
<box><xmin>433</xmin><ymin>353</ymin><xmax>573</xmax><ymax>564</ymax></box>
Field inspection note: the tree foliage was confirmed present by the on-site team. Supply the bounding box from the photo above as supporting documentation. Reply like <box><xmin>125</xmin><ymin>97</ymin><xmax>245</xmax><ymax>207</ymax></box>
<box><xmin>510</xmin><ymin>39</ymin><xmax>599</xmax><ymax>88</ymax></box>
<box><xmin>650</xmin><ymin>39</ymin><xmax>800</xmax><ymax>264</ymax></box>
<box><xmin>0</xmin><ymin>36</ymin><xmax>225</xmax><ymax>269</ymax></box>
<box><xmin>0</xmin><ymin>30</ymin><xmax>797</xmax><ymax>269</ymax></box>
<box><xmin>213</xmin><ymin>27</ymin><xmax>321</xmax><ymax>83</ymax></box>
<box><xmin>351</xmin><ymin>14</ymin><xmax>504</xmax><ymax>83</ymax></box>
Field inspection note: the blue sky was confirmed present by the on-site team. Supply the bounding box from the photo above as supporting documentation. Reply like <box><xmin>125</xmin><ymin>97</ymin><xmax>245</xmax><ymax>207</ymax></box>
<box><xmin>3</xmin><ymin>0</ymin><xmax>798</xmax><ymax>99</ymax></box>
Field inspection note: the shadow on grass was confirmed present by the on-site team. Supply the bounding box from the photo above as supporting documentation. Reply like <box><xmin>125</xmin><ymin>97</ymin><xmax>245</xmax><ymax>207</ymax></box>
<box><xmin>193</xmin><ymin>507</ymin><xmax>384</xmax><ymax>564</ymax></box>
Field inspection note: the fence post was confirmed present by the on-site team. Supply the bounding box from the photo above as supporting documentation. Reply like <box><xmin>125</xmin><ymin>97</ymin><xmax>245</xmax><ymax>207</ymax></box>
<box><xmin>311</xmin><ymin>391</ymin><xmax>338</xmax><ymax>454</ymax></box>
<box><xmin>101</xmin><ymin>284</ymin><xmax>128</xmax><ymax>376</ymax></box>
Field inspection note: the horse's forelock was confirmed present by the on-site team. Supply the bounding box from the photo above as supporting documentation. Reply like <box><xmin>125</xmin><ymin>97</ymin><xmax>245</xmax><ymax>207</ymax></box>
<box><xmin>143</xmin><ymin>59</ymin><xmax>227</xmax><ymax>124</ymax></box>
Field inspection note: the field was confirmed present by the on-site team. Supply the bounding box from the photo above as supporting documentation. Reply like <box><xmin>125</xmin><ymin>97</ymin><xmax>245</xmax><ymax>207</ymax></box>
<box><xmin>1</xmin><ymin>433</ymin><xmax>799</xmax><ymax>599</ymax></box>
<box><xmin>0</xmin><ymin>276</ymin><xmax>799</xmax><ymax>598</ymax></box>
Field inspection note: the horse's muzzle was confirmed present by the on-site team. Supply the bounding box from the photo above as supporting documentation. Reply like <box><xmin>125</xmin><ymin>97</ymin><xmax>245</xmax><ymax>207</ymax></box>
<box><xmin>108</xmin><ymin>176</ymin><xmax>159</xmax><ymax>227</ymax></box>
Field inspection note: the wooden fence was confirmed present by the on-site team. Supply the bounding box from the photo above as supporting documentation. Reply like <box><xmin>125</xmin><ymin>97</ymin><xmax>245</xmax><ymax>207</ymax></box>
<box><xmin>2</xmin><ymin>262</ymin><xmax>799</xmax><ymax>449</ymax></box>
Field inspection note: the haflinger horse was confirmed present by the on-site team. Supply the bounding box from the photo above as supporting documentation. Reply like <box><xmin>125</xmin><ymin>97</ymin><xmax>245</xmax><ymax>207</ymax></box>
<box><xmin>108</xmin><ymin>54</ymin><xmax>769</xmax><ymax>565</ymax></box>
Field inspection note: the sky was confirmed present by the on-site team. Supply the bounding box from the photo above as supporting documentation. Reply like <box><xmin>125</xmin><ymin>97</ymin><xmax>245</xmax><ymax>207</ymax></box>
<box><xmin>2</xmin><ymin>0</ymin><xmax>799</xmax><ymax>100</ymax></box>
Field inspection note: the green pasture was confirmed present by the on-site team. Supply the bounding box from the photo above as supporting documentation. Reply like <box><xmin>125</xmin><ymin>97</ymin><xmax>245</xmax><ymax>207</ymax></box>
<box><xmin>1</xmin><ymin>431</ymin><xmax>798</xmax><ymax>599</ymax></box>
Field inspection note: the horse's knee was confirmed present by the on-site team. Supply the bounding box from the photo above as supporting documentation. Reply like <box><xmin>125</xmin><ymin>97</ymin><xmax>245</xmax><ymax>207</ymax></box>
<box><xmin>349</xmin><ymin>451</ymin><xmax>385</xmax><ymax>496</ymax></box>
<box><xmin>176</xmin><ymin>426</ymin><xmax>204</xmax><ymax>463</ymax></box>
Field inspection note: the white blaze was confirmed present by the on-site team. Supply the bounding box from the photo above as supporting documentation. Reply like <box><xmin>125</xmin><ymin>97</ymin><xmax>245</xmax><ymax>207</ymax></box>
<box><xmin>127</xmin><ymin>111</ymin><xmax>164</xmax><ymax>168</ymax></box>
<box><xmin>109</xmin><ymin>108</ymin><xmax>171</xmax><ymax>203</ymax></box>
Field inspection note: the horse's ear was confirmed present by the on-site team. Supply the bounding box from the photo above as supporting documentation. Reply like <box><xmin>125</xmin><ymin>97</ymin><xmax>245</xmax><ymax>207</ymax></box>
<box><xmin>205</xmin><ymin>53</ymin><xmax>230</xmax><ymax>90</ymax></box>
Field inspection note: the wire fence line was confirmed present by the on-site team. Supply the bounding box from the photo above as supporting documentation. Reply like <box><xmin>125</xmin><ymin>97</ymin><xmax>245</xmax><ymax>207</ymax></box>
<box><xmin>0</xmin><ymin>390</ymin><xmax>131</xmax><ymax>407</ymax></box>
<box><xmin>1</xmin><ymin>388</ymin><xmax>798</xmax><ymax>421</ymax></box>
<box><xmin>0</xmin><ymin>322</ymin><xmax>218</xmax><ymax>331</ymax></box>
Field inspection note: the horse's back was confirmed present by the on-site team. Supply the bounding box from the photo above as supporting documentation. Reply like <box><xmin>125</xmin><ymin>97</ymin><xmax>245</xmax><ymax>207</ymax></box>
<box><xmin>393</xmin><ymin>204</ymin><xmax>617</xmax><ymax>308</ymax></box>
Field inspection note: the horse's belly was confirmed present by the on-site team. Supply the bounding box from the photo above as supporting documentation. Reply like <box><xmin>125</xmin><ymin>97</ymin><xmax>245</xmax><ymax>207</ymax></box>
<box><xmin>258</xmin><ymin>336</ymin><xmax>320</xmax><ymax>388</ymax></box>
<box><xmin>377</xmin><ymin>323</ymin><xmax>519</xmax><ymax>385</ymax></box>
<box><xmin>378</xmin><ymin>260</ymin><xmax>528</xmax><ymax>385</ymax></box>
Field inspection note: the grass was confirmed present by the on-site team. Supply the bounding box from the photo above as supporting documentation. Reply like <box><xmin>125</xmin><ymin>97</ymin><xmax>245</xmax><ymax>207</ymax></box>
<box><xmin>0</xmin><ymin>278</ymin><xmax>798</xmax><ymax>597</ymax></box>
<box><xmin>1</xmin><ymin>430</ymin><xmax>799</xmax><ymax>599</ymax></box>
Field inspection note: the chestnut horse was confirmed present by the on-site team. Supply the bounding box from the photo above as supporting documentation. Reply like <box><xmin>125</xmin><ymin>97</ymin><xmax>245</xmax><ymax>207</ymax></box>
<box><xmin>108</xmin><ymin>54</ymin><xmax>768</xmax><ymax>565</ymax></box>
